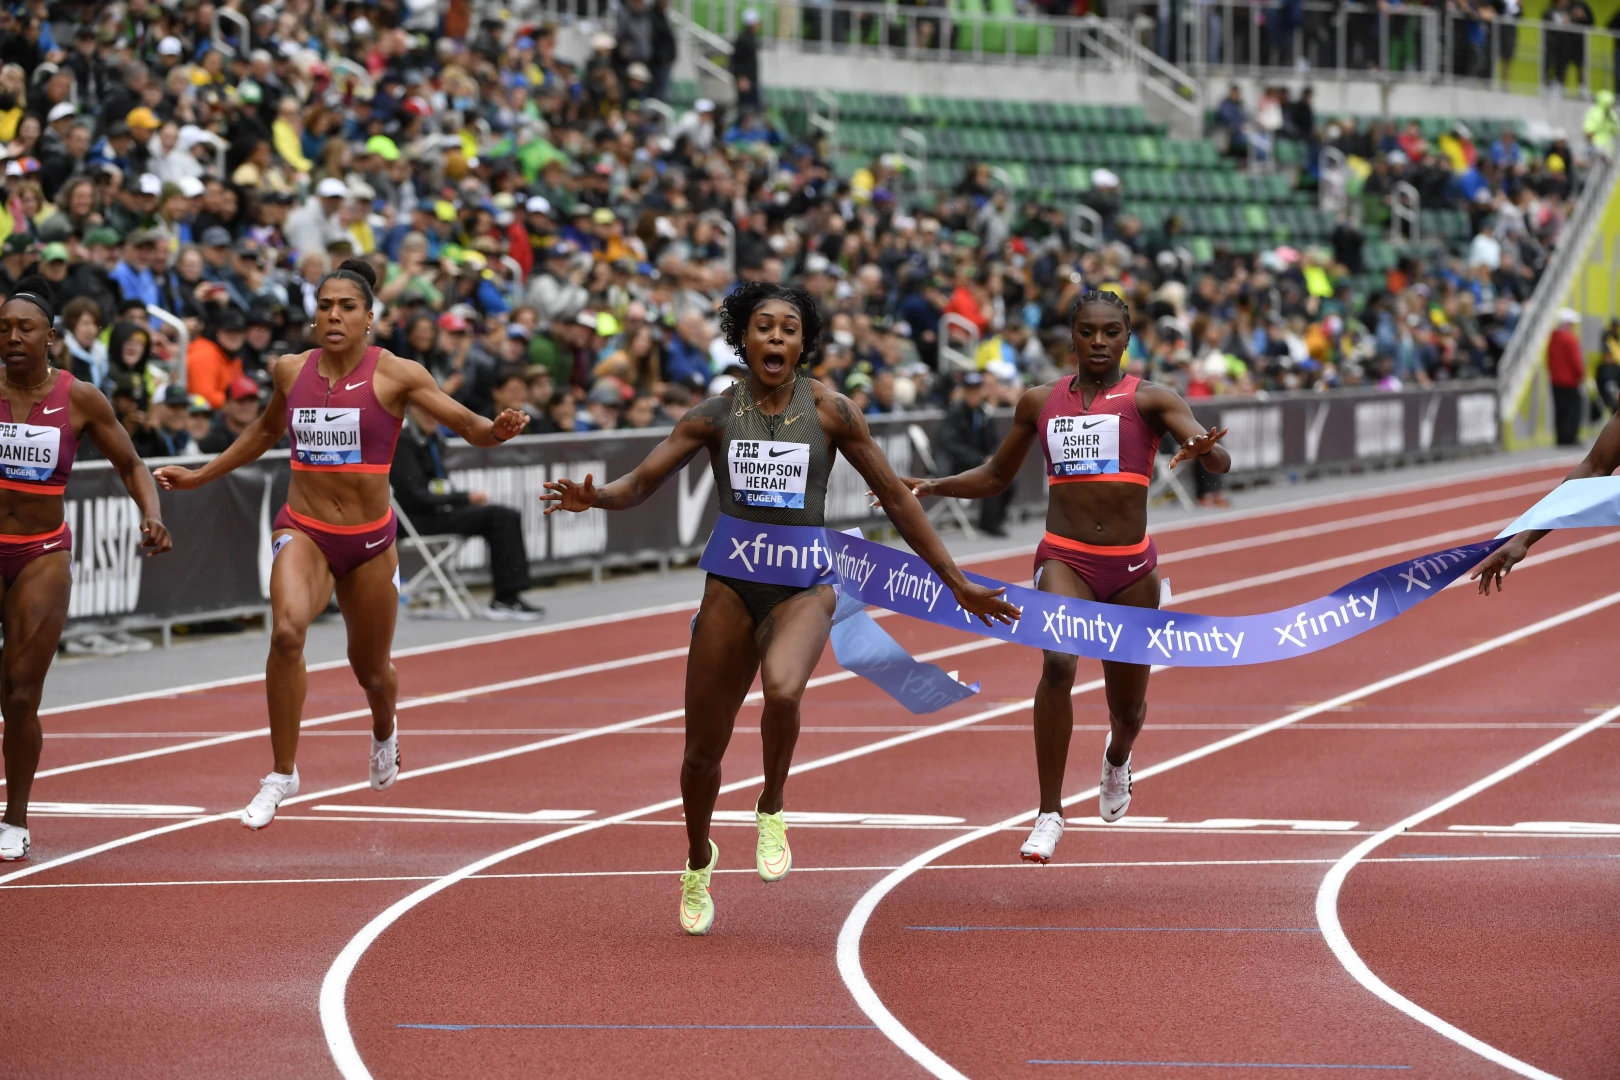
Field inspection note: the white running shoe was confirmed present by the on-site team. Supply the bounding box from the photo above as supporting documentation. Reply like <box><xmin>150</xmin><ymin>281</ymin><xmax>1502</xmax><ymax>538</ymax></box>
<box><xmin>1020</xmin><ymin>811</ymin><xmax>1065</xmax><ymax>864</ymax></box>
<box><xmin>242</xmin><ymin>768</ymin><xmax>300</xmax><ymax>830</ymax></box>
<box><xmin>1099</xmin><ymin>733</ymin><xmax>1133</xmax><ymax>823</ymax></box>
<box><xmin>369</xmin><ymin>730</ymin><xmax>400</xmax><ymax>791</ymax></box>
<box><xmin>0</xmin><ymin>821</ymin><xmax>30</xmax><ymax>861</ymax></box>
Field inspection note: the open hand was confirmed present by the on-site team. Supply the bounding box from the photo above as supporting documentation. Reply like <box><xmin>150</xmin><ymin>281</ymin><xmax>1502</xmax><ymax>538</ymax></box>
<box><xmin>140</xmin><ymin>517</ymin><xmax>173</xmax><ymax>555</ymax></box>
<box><xmin>541</xmin><ymin>473</ymin><xmax>599</xmax><ymax>514</ymax></box>
<box><xmin>492</xmin><ymin>408</ymin><xmax>531</xmax><ymax>442</ymax></box>
<box><xmin>1469</xmin><ymin>537</ymin><xmax>1529</xmax><ymax>595</ymax></box>
<box><xmin>954</xmin><ymin>580</ymin><xmax>1021</xmax><ymax>627</ymax></box>
<box><xmin>153</xmin><ymin>465</ymin><xmax>202</xmax><ymax>491</ymax></box>
<box><xmin>868</xmin><ymin>476</ymin><xmax>934</xmax><ymax>510</ymax></box>
<box><xmin>1168</xmin><ymin>426</ymin><xmax>1229</xmax><ymax>469</ymax></box>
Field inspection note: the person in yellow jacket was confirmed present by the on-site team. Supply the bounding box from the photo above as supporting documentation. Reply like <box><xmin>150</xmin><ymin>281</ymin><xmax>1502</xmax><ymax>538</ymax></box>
<box><xmin>272</xmin><ymin>97</ymin><xmax>313</xmax><ymax>177</ymax></box>
<box><xmin>1584</xmin><ymin>90</ymin><xmax>1619</xmax><ymax>156</ymax></box>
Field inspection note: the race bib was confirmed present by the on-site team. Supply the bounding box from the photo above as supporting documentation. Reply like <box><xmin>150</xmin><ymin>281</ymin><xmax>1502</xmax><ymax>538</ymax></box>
<box><xmin>728</xmin><ymin>439</ymin><xmax>809</xmax><ymax>509</ymax></box>
<box><xmin>0</xmin><ymin>421</ymin><xmax>60</xmax><ymax>482</ymax></box>
<box><xmin>293</xmin><ymin>407</ymin><xmax>362</xmax><ymax>466</ymax></box>
<box><xmin>1047</xmin><ymin>414</ymin><xmax>1119</xmax><ymax>477</ymax></box>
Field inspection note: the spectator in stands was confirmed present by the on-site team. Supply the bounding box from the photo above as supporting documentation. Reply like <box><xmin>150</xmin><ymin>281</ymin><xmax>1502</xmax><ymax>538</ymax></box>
<box><xmin>186</xmin><ymin>305</ymin><xmax>248</xmax><ymax>409</ymax></box>
<box><xmin>391</xmin><ymin>404</ymin><xmax>542</xmax><ymax>620</ymax></box>
<box><xmin>1214</xmin><ymin>84</ymin><xmax>1250</xmax><ymax>159</ymax></box>
<box><xmin>933</xmin><ymin>371</ymin><xmax>1010</xmax><ymax>536</ymax></box>
<box><xmin>0</xmin><ymin>231</ymin><xmax>32</xmax><ymax>293</ymax></box>
<box><xmin>733</xmin><ymin>9</ymin><xmax>762</xmax><ymax>111</ymax></box>
<box><xmin>137</xmin><ymin>386</ymin><xmax>196</xmax><ymax>458</ymax></box>
<box><xmin>487</xmin><ymin>366</ymin><xmax>541</xmax><ymax>425</ymax></box>
<box><xmin>581</xmin><ymin>381</ymin><xmax>624</xmax><ymax>431</ymax></box>
<box><xmin>620</xmin><ymin>393</ymin><xmax>665</xmax><ymax>429</ymax></box>
<box><xmin>57</xmin><ymin>295</ymin><xmax>106</xmax><ymax>387</ymax></box>
<box><xmin>104</xmin><ymin>319</ymin><xmax>152</xmax><ymax>410</ymax></box>
<box><xmin>1584</xmin><ymin>90</ymin><xmax>1618</xmax><ymax>157</ymax></box>
<box><xmin>1547</xmin><ymin>307</ymin><xmax>1586</xmax><ymax>445</ymax></box>
<box><xmin>199</xmin><ymin>376</ymin><xmax>263</xmax><ymax>453</ymax></box>
<box><xmin>538</xmin><ymin>390</ymin><xmax>583</xmax><ymax>434</ymax></box>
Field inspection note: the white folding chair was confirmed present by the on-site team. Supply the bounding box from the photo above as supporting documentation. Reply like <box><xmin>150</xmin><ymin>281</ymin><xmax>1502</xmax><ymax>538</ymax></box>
<box><xmin>1148</xmin><ymin>456</ymin><xmax>1197</xmax><ymax>511</ymax></box>
<box><xmin>906</xmin><ymin>424</ymin><xmax>978</xmax><ymax>540</ymax></box>
<box><xmin>391</xmin><ymin>498</ymin><xmax>476</xmax><ymax>620</ymax></box>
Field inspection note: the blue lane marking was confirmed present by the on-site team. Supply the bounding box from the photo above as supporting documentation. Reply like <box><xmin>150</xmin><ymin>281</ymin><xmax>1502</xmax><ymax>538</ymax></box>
<box><xmin>398</xmin><ymin>1023</ymin><xmax>876</xmax><ymax>1031</ymax></box>
<box><xmin>908</xmin><ymin>926</ymin><xmax>1321</xmax><ymax>933</ymax></box>
<box><xmin>1028</xmin><ymin>1061</ymin><xmax>1410</xmax><ymax>1071</ymax></box>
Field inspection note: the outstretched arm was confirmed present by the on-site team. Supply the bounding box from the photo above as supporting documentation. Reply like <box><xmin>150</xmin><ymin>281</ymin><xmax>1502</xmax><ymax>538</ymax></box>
<box><xmin>913</xmin><ymin>387</ymin><xmax>1043</xmax><ymax>500</ymax></box>
<box><xmin>392</xmin><ymin>354</ymin><xmax>529</xmax><ymax>447</ymax></box>
<box><xmin>1472</xmin><ymin>410</ymin><xmax>1620</xmax><ymax>593</ymax></box>
<box><xmin>542</xmin><ymin>395</ymin><xmax>727</xmax><ymax>514</ymax></box>
<box><xmin>822</xmin><ymin>388</ymin><xmax>1020</xmax><ymax>626</ymax></box>
<box><xmin>75</xmin><ymin>382</ymin><xmax>171</xmax><ymax>554</ymax></box>
<box><xmin>1140</xmin><ymin>384</ymin><xmax>1231</xmax><ymax>472</ymax></box>
<box><xmin>154</xmin><ymin>361</ymin><xmax>293</xmax><ymax>491</ymax></box>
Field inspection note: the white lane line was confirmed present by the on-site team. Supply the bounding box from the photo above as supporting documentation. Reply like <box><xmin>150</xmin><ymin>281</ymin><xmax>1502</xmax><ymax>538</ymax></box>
<box><xmin>10</xmin><ymin>852</ymin><xmax>1608</xmax><ymax>892</ymax></box>
<box><xmin>317</xmin><ymin>674</ymin><xmax>1125</xmax><ymax>1080</ymax></box>
<box><xmin>833</xmin><ymin>588</ymin><xmax>1620</xmax><ymax>1080</ymax></box>
<box><xmin>43</xmin><ymin>456</ymin><xmax>1568</xmax><ymax>719</ymax></box>
<box><xmin>1315</xmin><ymin>702</ymin><xmax>1620</xmax><ymax>1080</ymax></box>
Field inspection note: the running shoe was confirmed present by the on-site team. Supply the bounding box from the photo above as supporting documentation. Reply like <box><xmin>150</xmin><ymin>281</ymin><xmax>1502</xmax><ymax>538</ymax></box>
<box><xmin>0</xmin><ymin>821</ymin><xmax>30</xmax><ymax>861</ymax></box>
<box><xmin>242</xmin><ymin>768</ymin><xmax>300</xmax><ymax>830</ymax></box>
<box><xmin>755</xmin><ymin>799</ymin><xmax>791</xmax><ymax>882</ymax></box>
<box><xmin>369</xmin><ymin>730</ymin><xmax>400</xmax><ymax>791</ymax></box>
<box><xmin>1020</xmin><ymin>811</ymin><xmax>1064</xmax><ymax>864</ymax></box>
<box><xmin>678</xmin><ymin>839</ymin><xmax>719</xmax><ymax>936</ymax></box>
<box><xmin>1099</xmin><ymin>732</ymin><xmax>1133</xmax><ymax>823</ymax></box>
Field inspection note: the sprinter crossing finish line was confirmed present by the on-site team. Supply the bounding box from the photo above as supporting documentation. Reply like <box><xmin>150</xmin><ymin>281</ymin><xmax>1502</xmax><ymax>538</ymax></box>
<box><xmin>699</xmin><ymin>476</ymin><xmax>1620</xmax><ymax>700</ymax></box>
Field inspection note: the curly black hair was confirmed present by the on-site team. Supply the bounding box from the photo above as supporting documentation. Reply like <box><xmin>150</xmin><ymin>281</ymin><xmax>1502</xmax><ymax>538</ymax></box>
<box><xmin>1070</xmin><ymin>288</ymin><xmax>1131</xmax><ymax>326</ymax></box>
<box><xmin>717</xmin><ymin>281</ymin><xmax>824</xmax><ymax>364</ymax></box>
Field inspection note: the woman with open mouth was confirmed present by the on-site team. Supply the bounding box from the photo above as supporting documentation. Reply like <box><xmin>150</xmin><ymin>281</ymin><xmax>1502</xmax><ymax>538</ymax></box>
<box><xmin>897</xmin><ymin>291</ymin><xmax>1229</xmax><ymax>865</ymax></box>
<box><xmin>154</xmin><ymin>259</ymin><xmax>533</xmax><ymax>832</ymax></box>
<box><xmin>542</xmin><ymin>280</ymin><xmax>1020</xmax><ymax>935</ymax></box>
<box><xmin>0</xmin><ymin>276</ymin><xmax>171</xmax><ymax>863</ymax></box>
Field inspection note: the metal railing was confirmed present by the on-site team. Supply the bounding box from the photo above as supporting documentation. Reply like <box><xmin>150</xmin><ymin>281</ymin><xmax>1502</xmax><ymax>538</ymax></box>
<box><xmin>1114</xmin><ymin>0</ymin><xmax>1620</xmax><ymax>96</ymax></box>
<box><xmin>1498</xmin><ymin>153</ymin><xmax>1620</xmax><ymax>428</ymax></box>
<box><xmin>937</xmin><ymin>312</ymin><xmax>979</xmax><ymax>374</ymax></box>
<box><xmin>146</xmin><ymin>305</ymin><xmax>189</xmax><ymax>394</ymax></box>
<box><xmin>211</xmin><ymin>7</ymin><xmax>250</xmax><ymax>59</ymax></box>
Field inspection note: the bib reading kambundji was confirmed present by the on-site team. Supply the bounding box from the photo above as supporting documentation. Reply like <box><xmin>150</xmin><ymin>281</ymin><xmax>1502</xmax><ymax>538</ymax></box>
<box><xmin>1047</xmin><ymin>414</ymin><xmax>1120</xmax><ymax>477</ymax></box>
<box><xmin>292</xmin><ymin>408</ymin><xmax>363</xmax><ymax>467</ymax></box>
<box><xmin>0</xmin><ymin>421</ymin><xmax>61</xmax><ymax>483</ymax></box>
<box><xmin>727</xmin><ymin>439</ymin><xmax>810</xmax><ymax>509</ymax></box>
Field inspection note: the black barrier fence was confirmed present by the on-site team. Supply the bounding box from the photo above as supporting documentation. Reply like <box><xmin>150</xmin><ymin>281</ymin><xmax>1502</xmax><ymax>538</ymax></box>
<box><xmin>65</xmin><ymin>382</ymin><xmax>1499</xmax><ymax>632</ymax></box>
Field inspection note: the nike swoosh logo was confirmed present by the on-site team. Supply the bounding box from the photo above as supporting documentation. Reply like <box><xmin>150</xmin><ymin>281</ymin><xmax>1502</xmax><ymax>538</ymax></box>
<box><xmin>1127</xmin><ymin>560</ymin><xmax>1148</xmax><ymax>572</ymax></box>
<box><xmin>325</xmin><ymin>413</ymin><xmax>350</xmax><ymax>422</ymax></box>
<box><xmin>23</xmin><ymin>430</ymin><xmax>42</xmax><ymax>438</ymax></box>
<box><xmin>42</xmin><ymin>541</ymin><xmax>59</xmax><ymax>549</ymax></box>
<box><xmin>1081</xmin><ymin>419</ymin><xmax>1107</xmax><ymax>429</ymax></box>
<box><xmin>345</xmin><ymin>381</ymin><xmax>366</xmax><ymax>391</ymax></box>
<box><xmin>781</xmin><ymin>413</ymin><xmax>800</xmax><ymax>425</ymax></box>
<box><xmin>41</xmin><ymin>406</ymin><xmax>63</xmax><ymax>415</ymax></box>
<box><xmin>365</xmin><ymin>537</ymin><xmax>389</xmax><ymax>549</ymax></box>
<box><xmin>767</xmin><ymin>447</ymin><xmax>798</xmax><ymax>458</ymax></box>
<box><xmin>1105</xmin><ymin>392</ymin><xmax>1130</xmax><ymax>399</ymax></box>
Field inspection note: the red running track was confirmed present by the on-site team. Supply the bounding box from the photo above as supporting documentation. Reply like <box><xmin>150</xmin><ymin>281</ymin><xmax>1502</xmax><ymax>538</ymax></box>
<box><xmin>1</xmin><ymin>459</ymin><xmax>1616</xmax><ymax>1079</ymax></box>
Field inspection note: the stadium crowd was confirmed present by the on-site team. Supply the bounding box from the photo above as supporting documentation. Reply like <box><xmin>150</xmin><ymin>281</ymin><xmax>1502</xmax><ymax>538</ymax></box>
<box><xmin>0</xmin><ymin>0</ymin><xmax>1583</xmax><ymax>466</ymax></box>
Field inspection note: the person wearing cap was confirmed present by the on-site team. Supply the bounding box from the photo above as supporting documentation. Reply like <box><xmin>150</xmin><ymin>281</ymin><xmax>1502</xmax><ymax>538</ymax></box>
<box><xmin>0</xmin><ymin>233</ymin><xmax>35</xmax><ymax>294</ymax></box>
<box><xmin>579</xmin><ymin>378</ymin><xmax>624</xmax><ymax>431</ymax></box>
<box><xmin>526</xmin><ymin>241</ymin><xmax>589</xmax><ymax>330</ymax></box>
<box><xmin>57</xmin><ymin>225</ymin><xmax>122</xmax><ymax>323</ymax></box>
<box><xmin>37</xmin><ymin>113</ymin><xmax>86</xmax><ymax>202</ymax></box>
<box><xmin>186</xmin><ymin>304</ymin><xmax>250</xmax><ymax>409</ymax></box>
<box><xmin>36</xmin><ymin>240</ymin><xmax>67</xmax><ymax>289</ymax></box>
<box><xmin>106</xmin><ymin>172</ymin><xmax>163</xmax><ymax>239</ymax></box>
<box><xmin>285</xmin><ymin>177</ymin><xmax>351</xmax><ymax>259</ymax></box>
<box><xmin>108</xmin><ymin>227</ymin><xmax>163</xmax><ymax>311</ymax></box>
<box><xmin>88</xmin><ymin>119</ymin><xmax>134</xmax><ymax>175</ymax></box>
<box><xmin>123</xmin><ymin>107</ymin><xmax>162</xmax><ymax>175</ymax></box>
<box><xmin>134</xmin><ymin>384</ymin><xmax>197</xmax><ymax>458</ymax></box>
<box><xmin>520</xmin><ymin>195</ymin><xmax>557</xmax><ymax>270</ymax></box>
<box><xmin>199</xmin><ymin>375</ymin><xmax>265</xmax><ymax>453</ymax></box>
<box><xmin>673</xmin><ymin>97</ymin><xmax>718</xmax><ymax>152</ymax></box>
<box><xmin>1547</xmin><ymin>307</ymin><xmax>1587</xmax><ymax>446</ymax></box>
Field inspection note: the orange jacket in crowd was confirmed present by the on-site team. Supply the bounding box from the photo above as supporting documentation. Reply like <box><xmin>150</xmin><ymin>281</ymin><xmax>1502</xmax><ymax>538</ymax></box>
<box><xmin>187</xmin><ymin>337</ymin><xmax>245</xmax><ymax>408</ymax></box>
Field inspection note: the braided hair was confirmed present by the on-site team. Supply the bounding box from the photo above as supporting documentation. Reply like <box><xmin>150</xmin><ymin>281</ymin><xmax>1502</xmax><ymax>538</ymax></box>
<box><xmin>718</xmin><ymin>280</ymin><xmax>824</xmax><ymax>362</ymax></box>
<box><xmin>1070</xmin><ymin>288</ymin><xmax>1130</xmax><ymax>326</ymax></box>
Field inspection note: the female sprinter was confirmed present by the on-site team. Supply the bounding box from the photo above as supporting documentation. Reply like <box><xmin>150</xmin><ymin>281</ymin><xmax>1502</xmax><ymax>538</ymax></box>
<box><xmin>154</xmin><ymin>260</ymin><xmax>530</xmax><ymax>830</ymax></box>
<box><xmin>900</xmin><ymin>291</ymin><xmax>1228</xmax><ymax>864</ymax></box>
<box><xmin>541</xmin><ymin>281</ymin><xmax>1019</xmax><ymax>935</ymax></box>
<box><xmin>0</xmin><ymin>277</ymin><xmax>172</xmax><ymax>861</ymax></box>
<box><xmin>1472</xmin><ymin>405</ymin><xmax>1620</xmax><ymax>593</ymax></box>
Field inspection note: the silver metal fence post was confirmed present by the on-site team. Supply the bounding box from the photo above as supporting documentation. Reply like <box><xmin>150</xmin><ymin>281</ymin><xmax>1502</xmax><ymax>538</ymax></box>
<box><xmin>146</xmin><ymin>305</ymin><xmax>190</xmax><ymax>394</ymax></box>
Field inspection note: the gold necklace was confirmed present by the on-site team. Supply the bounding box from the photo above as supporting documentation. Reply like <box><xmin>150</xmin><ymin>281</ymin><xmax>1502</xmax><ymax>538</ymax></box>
<box><xmin>4</xmin><ymin>367</ymin><xmax>50</xmax><ymax>391</ymax></box>
<box><xmin>735</xmin><ymin>376</ymin><xmax>796</xmax><ymax>417</ymax></box>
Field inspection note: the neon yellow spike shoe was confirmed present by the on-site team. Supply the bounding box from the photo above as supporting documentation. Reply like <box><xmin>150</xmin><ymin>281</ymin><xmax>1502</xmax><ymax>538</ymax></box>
<box><xmin>755</xmin><ymin>799</ymin><xmax>792</xmax><ymax>882</ymax></box>
<box><xmin>678</xmin><ymin>839</ymin><xmax>718</xmax><ymax>936</ymax></box>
